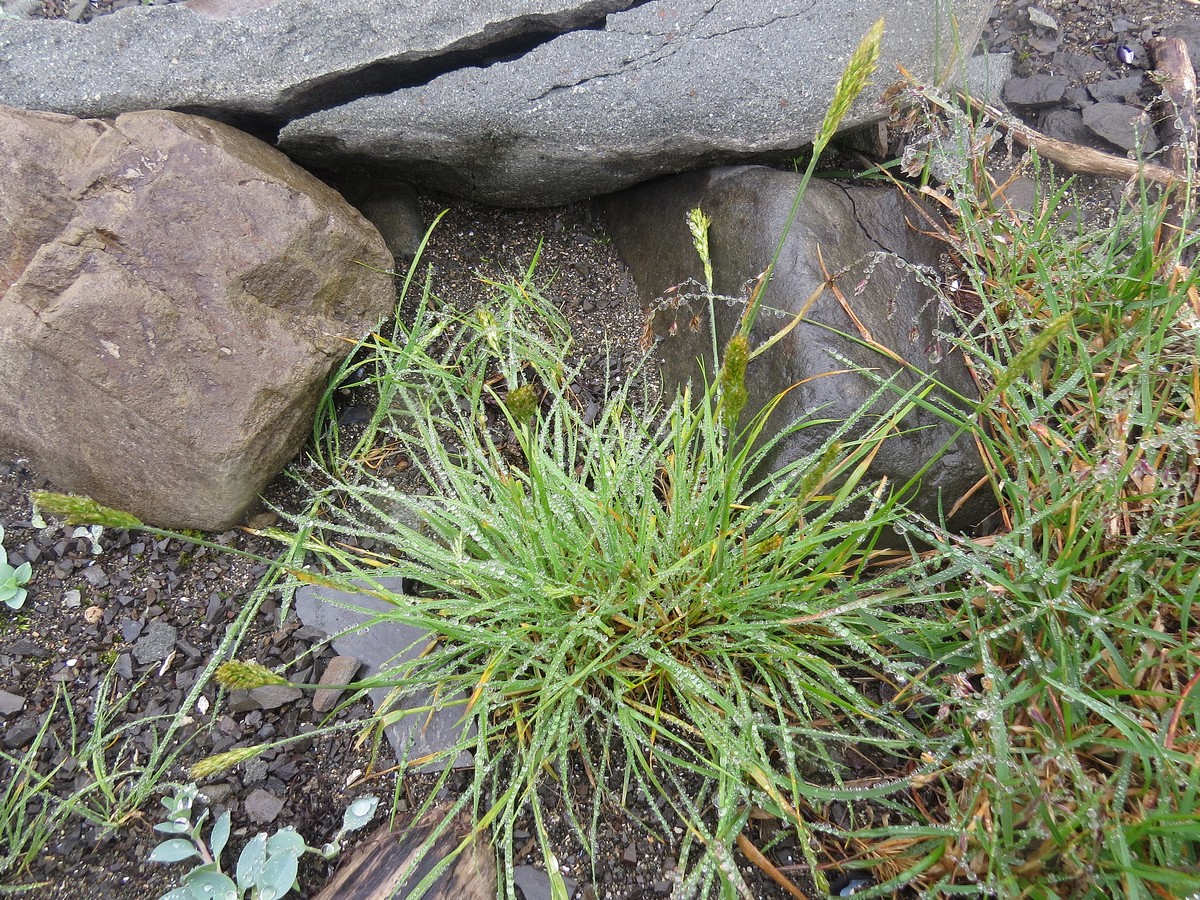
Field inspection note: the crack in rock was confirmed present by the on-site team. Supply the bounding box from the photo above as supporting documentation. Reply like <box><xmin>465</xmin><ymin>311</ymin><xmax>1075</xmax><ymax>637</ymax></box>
<box><xmin>532</xmin><ymin>0</ymin><xmax>815</xmax><ymax>102</ymax></box>
<box><xmin>276</xmin><ymin>0</ymin><xmax>660</xmax><ymax>124</ymax></box>
<box><xmin>0</xmin><ymin>1</ymin><xmax>659</xmax><ymax>138</ymax></box>
<box><xmin>834</xmin><ymin>183</ymin><xmax>896</xmax><ymax>257</ymax></box>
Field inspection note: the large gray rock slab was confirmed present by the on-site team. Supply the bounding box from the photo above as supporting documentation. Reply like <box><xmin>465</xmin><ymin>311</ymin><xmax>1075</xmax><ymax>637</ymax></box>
<box><xmin>0</xmin><ymin>0</ymin><xmax>639</xmax><ymax>122</ymax></box>
<box><xmin>600</xmin><ymin>166</ymin><xmax>997</xmax><ymax>533</ymax></box>
<box><xmin>0</xmin><ymin>105</ymin><xmax>395</xmax><ymax>531</ymax></box>
<box><xmin>294</xmin><ymin>578</ymin><xmax>474</xmax><ymax>771</ymax></box>
<box><xmin>281</xmin><ymin>0</ymin><xmax>991</xmax><ymax>205</ymax></box>
<box><xmin>0</xmin><ymin>0</ymin><xmax>991</xmax><ymax>207</ymax></box>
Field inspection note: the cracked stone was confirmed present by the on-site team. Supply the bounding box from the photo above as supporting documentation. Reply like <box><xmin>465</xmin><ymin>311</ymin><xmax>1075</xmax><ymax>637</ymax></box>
<box><xmin>278</xmin><ymin>0</ymin><xmax>994</xmax><ymax>205</ymax></box>
<box><xmin>1</xmin><ymin>0</ymin><xmax>992</xmax><ymax>206</ymax></box>
<box><xmin>0</xmin><ymin>1</ymin><xmax>639</xmax><ymax>122</ymax></box>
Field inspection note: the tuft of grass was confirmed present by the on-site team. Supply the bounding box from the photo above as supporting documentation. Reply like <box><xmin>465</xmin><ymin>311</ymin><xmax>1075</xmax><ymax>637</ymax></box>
<box><xmin>274</xmin><ymin>258</ymin><xmax>946</xmax><ymax>898</ymax></box>
<box><xmin>837</xmin><ymin>100</ymin><xmax>1200</xmax><ymax>895</ymax></box>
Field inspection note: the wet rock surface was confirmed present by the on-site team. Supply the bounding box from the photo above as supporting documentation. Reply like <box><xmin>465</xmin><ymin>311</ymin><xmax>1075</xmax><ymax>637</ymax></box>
<box><xmin>0</xmin><ymin>0</ymin><xmax>993</xmax><ymax>206</ymax></box>
<box><xmin>602</xmin><ymin>166</ymin><xmax>996</xmax><ymax>535</ymax></box>
<box><xmin>0</xmin><ymin>105</ymin><xmax>395</xmax><ymax>532</ymax></box>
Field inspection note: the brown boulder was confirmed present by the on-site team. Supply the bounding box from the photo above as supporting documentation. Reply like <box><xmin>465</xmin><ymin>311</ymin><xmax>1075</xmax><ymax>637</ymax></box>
<box><xmin>0</xmin><ymin>106</ymin><xmax>395</xmax><ymax>530</ymax></box>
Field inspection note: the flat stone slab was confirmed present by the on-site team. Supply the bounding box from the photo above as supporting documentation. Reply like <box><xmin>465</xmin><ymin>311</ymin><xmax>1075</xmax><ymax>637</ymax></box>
<box><xmin>0</xmin><ymin>0</ymin><xmax>638</xmax><ymax>121</ymax></box>
<box><xmin>0</xmin><ymin>0</ymin><xmax>992</xmax><ymax>206</ymax></box>
<box><xmin>294</xmin><ymin>578</ymin><xmax>474</xmax><ymax>771</ymax></box>
<box><xmin>280</xmin><ymin>0</ymin><xmax>992</xmax><ymax>205</ymax></box>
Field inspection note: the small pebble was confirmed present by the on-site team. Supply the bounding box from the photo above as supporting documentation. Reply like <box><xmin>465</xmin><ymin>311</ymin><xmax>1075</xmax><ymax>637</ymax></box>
<box><xmin>312</xmin><ymin>655</ymin><xmax>362</xmax><ymax>714</ymax></box>
<box><xmin>243</xmin><ymin>788</ymin><xmax>285</xmax><ymax>825</ymax></box>
<box><xmin>0</xmin><ymin>690</ymin><xmax>26</xmax><ymax>716</ymax></box>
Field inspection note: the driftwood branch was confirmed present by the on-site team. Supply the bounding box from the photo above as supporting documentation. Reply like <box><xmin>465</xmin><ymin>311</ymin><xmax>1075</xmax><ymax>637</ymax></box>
<box><xmin>1150</xmin><ymin>36</ymin><xmax>1198</xmax><ymax>175</ymax></box>
<box><xmin>959</xmin><ymin>94</ymin><xmax>1178</xmax><ymax>185</ymax></box>
<box><xmin>1149</xmin><ymin>36</ymin><xmax>1198</xmax><ymax>262</ymax></box>
<box><xmin>313</xmin><ymin>803</ymin><xmax>496</xmax><ymax>900</ymax></box>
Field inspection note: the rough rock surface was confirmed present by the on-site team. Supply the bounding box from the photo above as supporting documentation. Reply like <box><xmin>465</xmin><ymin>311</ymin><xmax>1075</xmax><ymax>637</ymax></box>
<box><xmin>280</xmin><ymin>0</ymin><xmax>991</xmax><ymax>205</ymax></box>
<box><xmin>0</xmin><ymin>0</ymin><xmax>634</xmax><ymax>123</ymax></box>
<box><xmin>293</xmin><ymin>578</ymin><xmax>475</xmax><ymax>772</ymax></box>
<box><xmin>0</xmin><ymin>0</ymin><xmax>992</xmax><ymax>206</ymax></box>
<box><xmin>985</xmin><ymin>1</ymin><xmax>1190</xmax><ymax>159</ymax></box>
<box><xmin>601</xmin><ymin>166</ymin><xmax>996</xmax><ymax>533</ymax></box>
<box><xmin>0</xmin><ymin>105</ymin><xmax>395</xmax><ymax>531</ymax></box>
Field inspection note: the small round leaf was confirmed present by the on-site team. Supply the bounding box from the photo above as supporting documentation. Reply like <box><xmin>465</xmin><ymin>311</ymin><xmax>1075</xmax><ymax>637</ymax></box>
<box><xmin>265</xmin><ymin>827</ymin><xmax>305</xmax><ymax>859</ymax></box>
<box><xmin>235</xmin><ymin>833</ymin><xmax>267</xmax><ymax>889</ymax></box>
<box><xmin>341</xmin><ymin>796</ymin><xmax>379</xmax><ymax>832</ymax></box>
<box><xmin>149</xmin><ymin>838</ymin><xmax>201</xmax><ymax>864</ymax></box>
<box><xmin>182</xmin><ymin>868</ymin><xmax>239</xmax><ymax>900</ymax></box>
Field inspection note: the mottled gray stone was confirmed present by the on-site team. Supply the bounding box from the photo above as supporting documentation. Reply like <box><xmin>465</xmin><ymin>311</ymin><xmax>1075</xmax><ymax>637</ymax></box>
<box><xmin>132</xmin><ymin>621</ymin><xmax>177</xmax><ymax>664</ymax></box>
<box><xmin>294</xmin><ymin>578</ymin><xmax>474</xmax><ymax>770</ymax></box>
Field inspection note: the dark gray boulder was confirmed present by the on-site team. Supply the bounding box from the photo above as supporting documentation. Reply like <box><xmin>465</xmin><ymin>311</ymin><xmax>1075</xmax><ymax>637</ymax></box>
<box><xmin>600</xmin><ymin>166</ymin><xmax>996</xmax><ymax>532</ymax></box>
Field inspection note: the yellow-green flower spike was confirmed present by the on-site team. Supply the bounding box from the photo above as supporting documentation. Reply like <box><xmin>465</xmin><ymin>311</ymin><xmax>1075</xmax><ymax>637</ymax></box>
<box><xmin>31</xmin><ymin>491</ymin><xmax>143</xmax><ymax>529</ymax></box>
<box><xmin>813</xmin><ymin>18</ymin><xmax>885</xmax><ymax>157</ymax></box>
<box><xmin>214</xmin><ymin>660</ymin><xmax>292</xmax><ymax>690</ymax></box>
<box><xmin>687</xmin><ymin>207</ymin><xmax>715</xmax><ymax>293</ymax></box>
<box><xmin>189</xmin><ymin>744</ymin><xmax>268</xmax><ymax>780</ymax></box>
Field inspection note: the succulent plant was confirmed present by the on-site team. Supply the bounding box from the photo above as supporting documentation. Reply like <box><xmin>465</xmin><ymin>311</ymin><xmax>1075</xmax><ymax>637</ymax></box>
<box><xmin>0</xmin><ymin>524</ymin><xmax>32</xmax><ymax>610</ymax></box>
